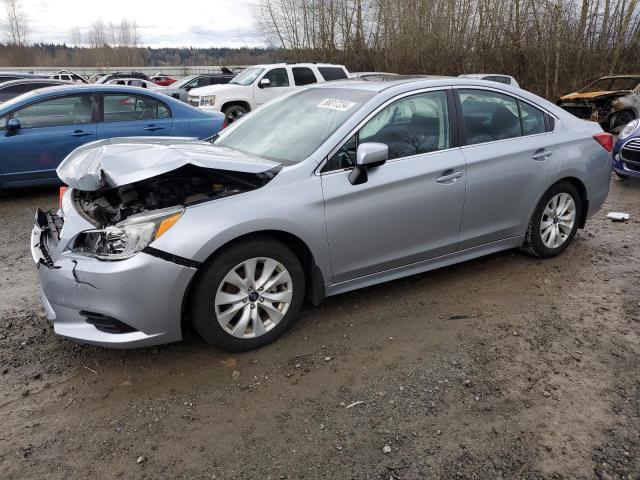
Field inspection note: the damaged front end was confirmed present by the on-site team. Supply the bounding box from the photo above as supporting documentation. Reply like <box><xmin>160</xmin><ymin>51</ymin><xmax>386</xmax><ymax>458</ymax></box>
<box><xmin>30</xmin><ymin>138</ymin><xmax>282</xmax><ymax>348</ymax></box>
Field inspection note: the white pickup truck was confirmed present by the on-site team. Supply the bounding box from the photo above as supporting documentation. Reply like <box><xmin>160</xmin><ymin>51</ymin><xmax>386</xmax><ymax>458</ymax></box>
<box><xmin>187</xmin><ymin>63</ymin><xmax>350</xmax><ymax>123</ymax></box>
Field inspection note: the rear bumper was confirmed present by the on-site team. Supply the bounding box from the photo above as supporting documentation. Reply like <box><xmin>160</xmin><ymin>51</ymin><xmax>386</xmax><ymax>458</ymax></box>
<box><xmin>32</xmin><ymin>214</ymin><xmax>197</xmax><ymax>348</ymax></box>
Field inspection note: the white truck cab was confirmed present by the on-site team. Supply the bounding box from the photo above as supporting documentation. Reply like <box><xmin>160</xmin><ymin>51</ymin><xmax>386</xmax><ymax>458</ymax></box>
<box><xmin>187</xmin><ymin>63</ymin><xmax>350</xmax><ymax>123</ymax></box>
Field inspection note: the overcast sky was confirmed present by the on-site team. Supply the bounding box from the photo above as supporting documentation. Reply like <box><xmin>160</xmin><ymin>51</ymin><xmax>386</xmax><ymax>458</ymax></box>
<box><xmin>21</xmin><ymin>0</ymin><xmax>263</xmax><ymax>48</ymax></box>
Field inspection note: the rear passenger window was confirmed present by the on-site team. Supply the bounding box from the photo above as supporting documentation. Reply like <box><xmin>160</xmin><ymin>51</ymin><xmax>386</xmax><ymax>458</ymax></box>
<box><xmin>292</xmin><ymin>67</ymin><xmax>317</xmax><ymax>86</ymax></box>
<box><xmin>318</xmin><ymin>67</ymin><xmax>348</xmax><ymax>81</ymax></box>
<box><xmin>103</xmin><ymin>94</ymin><xmax>171</xmax><ymax>122</ymax></box>
<box><xmin>458</xmin><ymin>90</ymin><xmax>521</xmax><ymax>145</ymax></box>
<box><xmin>519</xmin><ymin>101</ymin><xmax>546</xmax><ymax>135</ymax></box>
<box><xmin>324</xmin><ymin>90</ymin><xmax>449</xmax><ymax>171</ymax></box>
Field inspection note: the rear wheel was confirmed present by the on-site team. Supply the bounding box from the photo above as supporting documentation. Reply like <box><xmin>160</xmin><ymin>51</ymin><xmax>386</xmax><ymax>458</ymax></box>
<box><xmin>524</xmin><ymin>182</ymin><xmax>582</xmax><ymax>258</ymax></box>
<box><xmin>191</xmin><ymin>237</ymin><xmax>305</xmax><ymax>351</ymax></box>
<box><xmin>222</xmin><ymin>104</ymin><xmax>248</xmax><ymax>125</ymax></box>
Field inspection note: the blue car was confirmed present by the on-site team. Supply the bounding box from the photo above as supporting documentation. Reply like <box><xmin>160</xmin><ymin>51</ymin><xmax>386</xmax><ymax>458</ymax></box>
<box><xmin>612</xmin><ymin>119</ymin><xmax>640</xmax><ymax>179</ymax></box>
<box><xmin>0</xmin><ymin>84</ymin><xmax>225</xmax><ymax>188</ymax></box>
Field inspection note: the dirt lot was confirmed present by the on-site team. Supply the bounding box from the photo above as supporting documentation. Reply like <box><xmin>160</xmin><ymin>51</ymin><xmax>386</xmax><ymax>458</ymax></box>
<box><xmin>0</xmin><ymin>178</ymin><xmax>639</xmax><ymax>480</ymax></box>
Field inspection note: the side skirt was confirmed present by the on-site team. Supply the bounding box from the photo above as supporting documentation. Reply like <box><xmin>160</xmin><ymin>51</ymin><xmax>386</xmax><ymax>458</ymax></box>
<box><xmin>325</xmin><ymin>236</ymin><xmax>525</xmax><ymax>297</ymax></box>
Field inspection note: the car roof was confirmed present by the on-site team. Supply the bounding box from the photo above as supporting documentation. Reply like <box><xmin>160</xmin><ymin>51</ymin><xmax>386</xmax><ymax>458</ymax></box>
<box><xmin>459</xmin><ymin>74</ymin><xmax>513</xmax><ymax>78</ymax></box>
<box><xmin>0</xmin><ymin>78</ymin><xmax>72</xmax><ymax>87</ymax></box>
<box><xmin>251</xmin><ymin>63</ymin><xmax>346</xmax><ymax>69</ymax></box>
<box><xmin>311</xmin><ymin>75</ymin><xmax>455</xmax><ymax>92</ymax></box>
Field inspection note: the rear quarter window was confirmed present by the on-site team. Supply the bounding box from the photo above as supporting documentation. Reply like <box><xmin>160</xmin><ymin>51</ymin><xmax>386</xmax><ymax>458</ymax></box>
<box><xmin>318</xmin><ymin>67</ymin><xmax>348</xmax><ymax>81</ymax></box>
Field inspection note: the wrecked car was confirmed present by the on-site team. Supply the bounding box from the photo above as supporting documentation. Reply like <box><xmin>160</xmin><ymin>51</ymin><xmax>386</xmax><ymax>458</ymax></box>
<box><xmin>557</xmin><ymin>75</ymin><xmax>640</xmax><ymax>132</ymax></box>
<box><xmin>32</xmin><ymin>78</ymin><xmax>611</xmax><ymax>351</ymax></box>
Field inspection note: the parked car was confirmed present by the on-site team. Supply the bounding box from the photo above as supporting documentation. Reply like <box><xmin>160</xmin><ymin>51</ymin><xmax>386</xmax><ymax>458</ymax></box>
<box><xmin>0</xmin><ymin>78</ymin><xmax>72</xmax><ymax>104</ymax></box>
<box><xmin>188</xmin><ymin>63</ymin><xmax>350</xmax><ymax>123</ymax></box>
<box><xmin>95</xmin><ymin>72</ymin><xmax>151</xmax><ymax>84</ymax></box>
<box><xmin>350</xmin><ymin>72</ymin><xmax>399</xmax><ymax>81</ymax></box>
<box><xmin>50</xmin><ymin>70</ymin><xmax>89</xmax><ymax>84</ymax></box>
<box><xmin>31</xmin><ymin>77</ymin><xmax>611</xmax><ymax>350</ymax></box>
<box><xmin>612</xmin><ymin>119</ymin><xmax>640</xmax><ymax>179</ymax></box>
<box><xmin>0</xmin><ymin>72</ymin><xmax>47</xmax><ymax>84</ymax></box>
<box><xmin>0</xmin><ymin>84</ymin><xmax>225</xmax><ymax>188</ymax></box>
<box><xmin>557</xmin><ymin>75</ymin><xmax>640</xmax><ymax>132</ymax></box>
<box><xmin>150</xmin><ymin>74</ymin><xmax>176</xmax><ymax>86</ymax></box>
<box><xmin>458</xmin><ymin>74</ymin><xmax>520</xmax><ymax>88</ymax></box>
<box><xmin>160</xmin><ymin>73</ymin><xmax>236</xmax><ymax>103</ymax></box>
<box><xmin>104</xmin><ymin>78</ymin><xmax>161</xmax><ymax>89</ymax></box>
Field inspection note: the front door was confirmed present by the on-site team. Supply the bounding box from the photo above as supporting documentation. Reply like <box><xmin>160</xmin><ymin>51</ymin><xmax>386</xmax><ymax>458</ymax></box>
<box><xmin>321</xmin><ymin>89</ymin><xmax>467</xmax><ymax>284</ymax></box>
<box><xmin>0</xmin><ymin>93</ymin><xmax>97</xmax><ymax>186</ymax></box>
<box><xmin>252</xmin><ymin>68</ymin><xmax>292</xmax><ymax>107</ymax></box>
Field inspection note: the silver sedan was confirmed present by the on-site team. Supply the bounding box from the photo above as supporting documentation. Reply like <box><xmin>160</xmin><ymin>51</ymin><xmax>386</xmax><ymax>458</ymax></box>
<box><xmin>32</xmin><ymin>77</ymin><xmax>611</xmax><ymax>351</ymax></box>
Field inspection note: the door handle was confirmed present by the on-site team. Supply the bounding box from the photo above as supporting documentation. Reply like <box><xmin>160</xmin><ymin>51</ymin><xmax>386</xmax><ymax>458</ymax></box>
<box><xmin>143</xmin><ymin>124</ymin><xmax>164</xmax><ymax>131</ymax></box>
<box><xmin>68</xmin><ymin>130</ymin><xmax>93</xmax><ymax>137</ymax></box>
<box><xmin>436</xmin><ymin>170</ymin><xmax>464</xmax><ymax>183</ymax></box>
<box><xmin>532</xmin><ymin>149</ymin><xmax>553</xmax><ymax>160</ymax></box>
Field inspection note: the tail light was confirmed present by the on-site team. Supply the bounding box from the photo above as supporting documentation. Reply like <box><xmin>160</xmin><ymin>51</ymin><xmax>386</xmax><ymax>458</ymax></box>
<box><xmin>59</xmin><ymin>186</ymin><xmax>67</xmax><ymax>209</ymax></box>
<box><xmin>593</xmin><ymin>132</ymin><xmax>613</xmax><ymax>152</ymax></box>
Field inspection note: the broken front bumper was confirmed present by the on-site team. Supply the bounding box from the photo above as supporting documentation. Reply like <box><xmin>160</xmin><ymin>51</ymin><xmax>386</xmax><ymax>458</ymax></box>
<box><xmin>31</xmin><ymin>210</ymin><xmax>197</xmax><ymax>348</ymax></box>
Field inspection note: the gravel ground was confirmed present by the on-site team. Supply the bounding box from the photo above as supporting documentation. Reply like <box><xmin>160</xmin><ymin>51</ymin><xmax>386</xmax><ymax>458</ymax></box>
<box><xmin>0</xmin><ymin>178</ymin><xmax>639</xmax><ymax>479</ymax></box>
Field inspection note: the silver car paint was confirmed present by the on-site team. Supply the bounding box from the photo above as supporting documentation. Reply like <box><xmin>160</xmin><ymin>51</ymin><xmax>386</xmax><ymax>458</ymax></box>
<box><xmin>34</xmin><ymin>77</ymin><xmax>611</xmax><ymax>348</ymax></box>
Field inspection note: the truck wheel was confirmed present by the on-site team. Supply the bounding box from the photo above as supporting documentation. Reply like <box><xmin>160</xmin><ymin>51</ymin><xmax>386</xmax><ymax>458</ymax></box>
<box><xmin>222</xmin><ymin>105</ymin><xmax>248</xmax><ymax>124</ymax></box>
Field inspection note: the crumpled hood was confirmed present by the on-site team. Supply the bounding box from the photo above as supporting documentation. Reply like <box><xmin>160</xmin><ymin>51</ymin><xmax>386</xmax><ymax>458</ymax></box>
<box><xmin>57</xmin><ymin>137</ymin><xmax>280</xmax><ymax>191</ymax></box>
<box><xmin>560</xmin><ymin>90</ymin><xmax>629</xmax><ymax>101</ymax></box>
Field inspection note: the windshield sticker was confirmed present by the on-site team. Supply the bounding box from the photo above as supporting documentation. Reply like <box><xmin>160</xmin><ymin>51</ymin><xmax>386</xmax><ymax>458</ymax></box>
<box><xmin>317</xmin><ymin>99</ymin><xmax>356</xmax><ymax>112</ymax></box>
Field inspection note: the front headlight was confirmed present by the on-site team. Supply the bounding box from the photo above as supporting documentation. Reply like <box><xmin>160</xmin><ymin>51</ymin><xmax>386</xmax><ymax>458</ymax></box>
<box><xmin>71</xmin><ymin>206</ymin><xmax>184</xmax><ymax>260</ymax></box>
<box><xmin>200</xmin><ymin>95</ymin><xmax>216</xmax><ymax>107</ymax></box>
<box><xmin>620</xmin><ymin>119</ymin><xmax>639</xmax><ymax>140</ymax></box>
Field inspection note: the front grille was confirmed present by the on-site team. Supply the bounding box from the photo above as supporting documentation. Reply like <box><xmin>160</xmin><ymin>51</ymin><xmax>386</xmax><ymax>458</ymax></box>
<box><xmin>621</xmin><ymin>138</ymin><xmax>640</xmax><ymax>164</ymax></box>
<box><xmin>560</xmin><ymin>103</ymin><xmax>592</xmax><ymax>120</ymax></box>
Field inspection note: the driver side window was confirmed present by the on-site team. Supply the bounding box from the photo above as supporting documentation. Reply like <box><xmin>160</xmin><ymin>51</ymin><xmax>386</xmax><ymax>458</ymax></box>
<box><xmin>262</xmin><ymin>68</ymin><xmax>290</xmax><ymax>88</ymax></box>
<box><xmin>323</xmin><ymin>90</ymin><xmax>450</xmax><ymax>172</ymax></box>
<box><xmin>102</xmin><ymin>94</ymin><xmax>171</xmax><ymax>122</ymax></box>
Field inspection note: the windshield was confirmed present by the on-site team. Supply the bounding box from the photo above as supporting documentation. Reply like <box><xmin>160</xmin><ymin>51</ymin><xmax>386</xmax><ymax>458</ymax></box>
<box><xmin>582</xmin><ymin>77</ymin><xmax>640</xmax><ymax>92</ymax></box>
<box><xmin>216</xmin><ymin>88</ymin><xmax>374</xmax><ymax>163</ymax></box>
<box><xmin>172</xmin><ymin>75</ymin><xmax>198</xmax><ymax>89</ymax></box>
<box><xmin>230</xmin><ymin>67</ymin><xmax>264</xmax><ymax>86</ymax></box>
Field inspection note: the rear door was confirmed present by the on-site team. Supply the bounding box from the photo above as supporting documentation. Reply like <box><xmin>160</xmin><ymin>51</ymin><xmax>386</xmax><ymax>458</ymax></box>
<box><xmin>97</xmin><ymin>92</ymin><xmax>173</xmax><ymax>138</ymax></box>
<box><xmin>455</xmin><ymin>87</ymin><xmax>560</xmax><ymax>248</ymax></box>
<box><xmin>0</xmin><ymin>93</ymin><xmax>97</xmax><ymax>185</ymax></box>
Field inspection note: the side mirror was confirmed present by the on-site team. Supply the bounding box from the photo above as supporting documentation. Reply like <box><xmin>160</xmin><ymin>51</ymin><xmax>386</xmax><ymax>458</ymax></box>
<box><xmin>259</xmin><ymin>78</ymin><xmax>271</xmax><ymax>88</ymax></box>
<box><xmin>6</xmin><ymin>118</ymin><xmax>21</xmax><ymax>134</ymax></box>
<box><xmin>349</xmin><ymin>142</ymin><xmax>388</xmax><ymax>185</ymax></box>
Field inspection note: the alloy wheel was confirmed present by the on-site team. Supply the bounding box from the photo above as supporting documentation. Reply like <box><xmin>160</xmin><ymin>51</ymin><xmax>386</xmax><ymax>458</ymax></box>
<box><xmin>214</xmin><ymin>257</ymin><xmax>293</xmax><ymax>339</ymax></box>
<box><xmin>540</xmin><ymin>193</ymin><xmax>576</xmax><ymax>249</ymax></box>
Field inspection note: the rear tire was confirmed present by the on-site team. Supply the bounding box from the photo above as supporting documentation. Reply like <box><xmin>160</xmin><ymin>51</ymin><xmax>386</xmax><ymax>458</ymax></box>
<box><xmin>191</xmin><ymin>237</ymin><xmax>305</xmax><ymax>352</ymax></box>
<box><xmin>524</xmin><ymin>182</ymin><xmax>583</xmax><ymax>258</ymax></box>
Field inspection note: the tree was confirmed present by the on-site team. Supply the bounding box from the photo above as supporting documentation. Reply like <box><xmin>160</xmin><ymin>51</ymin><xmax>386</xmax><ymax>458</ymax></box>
<box><xmin>2</xmin><ymin>0</ymin><xmax>28</xmax><ymax>46</ymax></box>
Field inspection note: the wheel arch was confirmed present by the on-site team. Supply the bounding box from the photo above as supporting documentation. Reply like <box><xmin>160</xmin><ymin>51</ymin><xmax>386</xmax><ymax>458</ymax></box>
<box><xmin>528</xmin><ymin>177</ymin><xmax>589</xmax><ymax>230</ymax></box>
<box><xmin>220</xmin><ymin>100</ymin><xmax>251</xmax><ymax>113</ymax></box>
<box><xmin>181</xmin><ymin>229</ymin><xmax>326</xmax><ymax>334</ymax></box>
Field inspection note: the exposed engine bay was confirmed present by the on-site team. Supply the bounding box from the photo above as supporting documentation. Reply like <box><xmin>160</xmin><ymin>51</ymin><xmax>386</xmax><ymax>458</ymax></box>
<box><xmin>74</xmin><ymin>164</ymin><xmax>278</xmax><ymax>227</ymax></box>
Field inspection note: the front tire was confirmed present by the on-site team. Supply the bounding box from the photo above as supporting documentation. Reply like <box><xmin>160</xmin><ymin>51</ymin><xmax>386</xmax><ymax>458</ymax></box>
<box><xmin>222</xmin><ymin>104</ymin><xmax>248</xmax><ymax>125</ymax></box>
<box><xmin>524</xmin><ymin>182</ymin><xmax>583</xmax><ymax>258</ymax></box>
<box><xmin>191</xmin><ymin>237</ymin><xmax>305</xmax><ymax>352</ymax></box>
